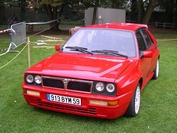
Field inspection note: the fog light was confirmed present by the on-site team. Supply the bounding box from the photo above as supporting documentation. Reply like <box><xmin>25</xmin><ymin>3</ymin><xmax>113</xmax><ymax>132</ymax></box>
<box><xmin>26</xmin><ymin>90</ymin><xmax>40</xmax><ymax>96</ymax></box>
<box><xmin>90</xmin><ymin>100</ymin><xmax>108</xmax><ymax>106</ymax></box>
<box><xmin>90</xmin><ymin>99</ymin><xmax>118</xmax><ymax>106</ymax></box>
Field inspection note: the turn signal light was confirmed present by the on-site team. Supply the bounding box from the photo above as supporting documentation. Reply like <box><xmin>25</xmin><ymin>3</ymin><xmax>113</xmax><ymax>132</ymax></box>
<box><xmin>90</xmin><ymin>99</ymin><xmax>118</xmax><ymax>106</ymax></box>
<box><xmin>108</xmin><ymin>100</ymin><xmax>118</xmax><ymax>106</ymax></box>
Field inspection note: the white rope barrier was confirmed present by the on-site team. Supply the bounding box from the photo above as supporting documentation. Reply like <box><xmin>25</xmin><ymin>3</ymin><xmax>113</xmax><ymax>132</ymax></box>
<box><xmin>0</xmin><ymin>28</ymin><xmax>11</xmax><ymax>33</ymax></box>
<box><xmin>0</xmin><ymin>28</ymin><xmax>16</xmax><ymax>34</ymax></box>
<box><xmin>26</xmin><ymin>18</ymin><xmax>59</xmax><ymax>25</ymax></box>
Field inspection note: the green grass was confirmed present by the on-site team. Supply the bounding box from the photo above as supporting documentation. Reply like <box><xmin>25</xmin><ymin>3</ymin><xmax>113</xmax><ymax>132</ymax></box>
<box><xmin>0</xmin><ymin>30</ymin><xmax>177</xmax><ymax>133</ymax></box>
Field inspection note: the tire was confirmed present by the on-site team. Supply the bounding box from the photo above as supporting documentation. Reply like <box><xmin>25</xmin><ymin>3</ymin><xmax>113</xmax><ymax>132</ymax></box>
<box><xmin>152</xmin><ymin>59</ymin><xmax>159</xmax><ymax>79</ymax></box>
<box><xmin>124</xmin><ymin>83</ymin><xmax>141</xmax><ymax>117</ymax></box>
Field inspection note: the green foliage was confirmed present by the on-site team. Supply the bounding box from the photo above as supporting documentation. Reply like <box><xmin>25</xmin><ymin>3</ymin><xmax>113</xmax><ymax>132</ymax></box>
<box><xmin>3</xmin><ymin>0</ymin><xmax>20</xmax><ymax>7</ymax></box>
<box><xmin>0</xmin><ymin>30</ymin><xmax>177</xmax><ymax>132</ymax></box>
<box><xmin>100</xmin><ymin>0</ymin><xmax>126</xmax><ymax>9</ymax></box>
<box><xmin>158</xmin><ymin>0</ymin><xmax>177</xmax><ymax>23</ymax></box>
<box><xmin>41</xmin><ymin>0</ymin><xmax>63</xmax><ymax>7</ymax></box>
<box><xmin>61</xmin><ymin>5</ymin><xmax>84</xmax><ymax>22</ymax></box>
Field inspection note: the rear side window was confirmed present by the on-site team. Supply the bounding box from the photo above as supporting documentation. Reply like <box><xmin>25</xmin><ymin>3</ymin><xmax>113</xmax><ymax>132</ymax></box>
<box><xmin>136</xmin><ymin>31</ymin><xmax>146</xmax><ymax>51</ymax></box>
<box><xmin>141</xmin><ymin>29</ymin><xmax>153</xmax><ymax>48</ymax></box>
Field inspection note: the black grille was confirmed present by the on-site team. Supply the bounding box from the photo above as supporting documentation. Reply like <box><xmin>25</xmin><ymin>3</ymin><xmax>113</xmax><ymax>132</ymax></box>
<box><xmin>43</xmin><ymin>78</ymin><xmax>64</xmax><ymax>88</ymax></box>
<box><xmin>68</xmin><ymin>81</ymin><xmax>91</xmax><ymax>92</ymax></box>
<box><xmin>42</xmin><ymin>77</ymin><xmax>92</xmax><ymax>93</ymax></box>
<box><xmin>37</xmin><ymin>99</ymin><xmax>96</xmax><ymax>115</ymax></box>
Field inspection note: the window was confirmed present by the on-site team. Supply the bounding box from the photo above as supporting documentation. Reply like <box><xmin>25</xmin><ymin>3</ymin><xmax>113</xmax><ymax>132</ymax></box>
<box><xmin>141</xmin><ymin>29</ymin><xmax>153</xmax><ymax>48</ymax></box>
<box><xmin>63</xmin><ymin>29</ymin><xmax>136</xmax><ymax>57</ymax></box>
<box><xmin>136</xmin><ymin>31</ymin><xmax>146</xmax><ymax>51</ymax></box>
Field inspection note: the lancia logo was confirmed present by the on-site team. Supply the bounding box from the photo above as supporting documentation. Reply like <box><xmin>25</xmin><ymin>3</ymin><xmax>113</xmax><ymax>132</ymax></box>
<box><xmin>63</xmin><ymin>78</ymin><xmax>69</xmax><ymax>89</ymax></box>
<box><xmin>63</xmin><ymin>79</ymin><xmax>69</xmax><ymax>83</ymax></box>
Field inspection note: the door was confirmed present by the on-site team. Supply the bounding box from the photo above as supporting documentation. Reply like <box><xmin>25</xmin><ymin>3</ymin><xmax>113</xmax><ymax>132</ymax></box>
<box><xmin>136</xmin><ymin>29</ymin><xmax>151</xmax><ymax>80</ymax></box>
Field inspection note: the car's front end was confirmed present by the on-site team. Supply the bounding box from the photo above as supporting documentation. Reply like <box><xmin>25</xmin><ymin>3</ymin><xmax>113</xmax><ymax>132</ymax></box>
<box><xmin>22</xmin><ymin>77</ymin><xmax>131</xmax><ymax>119</ymax></box>
<box><xmin>22</xmin><ymin>51</ymin><xmax>137</xmax><ymax>119</ymax></box>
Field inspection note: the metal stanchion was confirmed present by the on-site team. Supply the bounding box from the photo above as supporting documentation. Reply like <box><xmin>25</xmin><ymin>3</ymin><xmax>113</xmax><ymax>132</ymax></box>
<box><xmin>27</xmin><ymin>37</ymin><xmax>31</xmax><ymax>68</ymax></box>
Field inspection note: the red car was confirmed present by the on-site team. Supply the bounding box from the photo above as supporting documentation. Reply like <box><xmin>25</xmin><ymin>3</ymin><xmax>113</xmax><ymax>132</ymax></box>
<box><xmin>22</xmin><ymin>22</ymin><xmax>160</xmax><ymax>119</ymax></box>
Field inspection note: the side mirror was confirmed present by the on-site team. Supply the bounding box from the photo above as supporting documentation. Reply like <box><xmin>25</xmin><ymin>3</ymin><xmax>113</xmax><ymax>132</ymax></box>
<box><xmin>143</xmin><ymin>51</ymin><xmax>152</xmax><ymax>58</ymax></box>
<box><xmin>55</xmin><ymin>45</ymin><xmax>62</xmax><ymax>51</ymax></box>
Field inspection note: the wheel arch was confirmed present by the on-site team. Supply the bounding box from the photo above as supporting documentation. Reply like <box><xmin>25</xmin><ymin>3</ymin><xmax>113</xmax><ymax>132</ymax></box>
<box><xmin>138</xmin><ymin>78</ymin><xmax>143</xmax><ymax>90</ymax></box>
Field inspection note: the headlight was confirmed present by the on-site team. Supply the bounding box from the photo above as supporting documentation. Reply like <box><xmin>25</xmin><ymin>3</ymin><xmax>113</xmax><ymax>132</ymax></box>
<box><xmin>35</xmin><ymin>75</ymin><xmax>42</xmax><ymax>84</ymax></box>
<box><xmin>95</xmin><ymin>82</ymin><xmax>104</xmax><ymax>91</ymax></box>
<box><xmin>106</xmin><ymin>83</ymin><xmax>115</xmax><ymax>93</ymax></box>
<box><xmin>25</xmin><ymin>74</ymin><xmax>42</xmax><ymax>86</ymax></box>
<box><xmin>26</xmin><ymin>74</ymin><xmax>34</xmax><ymax>83</ymax></box>
<box><xmin>93</xmin><ymin>82</ymin><xmax>116</xmax><ymax>96</ymax></box>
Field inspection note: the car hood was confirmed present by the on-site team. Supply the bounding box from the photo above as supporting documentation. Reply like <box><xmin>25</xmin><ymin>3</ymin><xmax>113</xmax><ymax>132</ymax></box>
<box><xmin>28</xmin><ymin>53</ymin><xmax>133</xmax><ymax>82</ymax></box>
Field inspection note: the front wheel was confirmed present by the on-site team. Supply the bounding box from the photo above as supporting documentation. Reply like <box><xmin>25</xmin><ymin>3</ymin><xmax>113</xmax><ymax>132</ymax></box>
<box><xmin>124</xmin><ymin>83</ymin><xmax>141</xmax><ymax>117</ymax></box>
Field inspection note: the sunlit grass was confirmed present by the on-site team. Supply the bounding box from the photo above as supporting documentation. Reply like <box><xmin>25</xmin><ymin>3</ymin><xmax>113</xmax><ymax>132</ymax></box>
<box><xmin>0</xmin><ymin>31</ymin><xmax>177</xmax><ymax>133</ymax></box>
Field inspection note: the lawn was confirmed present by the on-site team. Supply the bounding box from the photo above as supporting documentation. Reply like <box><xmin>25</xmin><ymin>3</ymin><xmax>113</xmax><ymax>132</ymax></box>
<box><xmin>0</xmin><ymin>28</ymin><xmax>177</xmax><ymax>133</ymax></box>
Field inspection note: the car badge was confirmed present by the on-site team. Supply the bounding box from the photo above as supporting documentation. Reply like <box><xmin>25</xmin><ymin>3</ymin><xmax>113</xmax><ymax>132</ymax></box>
<box><xmin>63</xmin><ymin>79</ymin><xmax>69</xmax><ymax>83</ymax></box>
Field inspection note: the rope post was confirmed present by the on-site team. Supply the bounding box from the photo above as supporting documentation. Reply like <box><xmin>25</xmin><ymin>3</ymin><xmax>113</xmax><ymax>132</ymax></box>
<box><xmin>27</xmin><ymin>37</ymin><xmax>31</xmax><ymax>68</ymax></box>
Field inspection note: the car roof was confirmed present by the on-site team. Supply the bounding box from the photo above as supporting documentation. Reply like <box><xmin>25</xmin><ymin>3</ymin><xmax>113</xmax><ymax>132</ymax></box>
<box><xmin>82</xmin><ymin>22</ymin><xmax>148</xmax><ymax>31</ymax></box>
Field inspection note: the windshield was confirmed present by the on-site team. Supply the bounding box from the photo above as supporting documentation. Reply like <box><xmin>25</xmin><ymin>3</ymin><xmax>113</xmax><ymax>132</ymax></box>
<box><xmin>63</xmin><ymin>29</ymin><xmax>136</xmax><ymax>57</ymax></box>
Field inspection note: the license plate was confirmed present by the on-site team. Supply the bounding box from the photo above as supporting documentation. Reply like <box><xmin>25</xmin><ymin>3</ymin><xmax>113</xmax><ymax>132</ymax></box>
<box><xmin>47</xmin><ymin>94</ymin><xmax>81</xmax><ymax>106</ymax></box>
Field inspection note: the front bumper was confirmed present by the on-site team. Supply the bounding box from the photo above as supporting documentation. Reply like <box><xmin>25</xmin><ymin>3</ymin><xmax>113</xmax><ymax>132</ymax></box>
<box><xmin>22</xmin><ymin>84</ymin><xmax>132</xmax><ymax>119</ymax></box>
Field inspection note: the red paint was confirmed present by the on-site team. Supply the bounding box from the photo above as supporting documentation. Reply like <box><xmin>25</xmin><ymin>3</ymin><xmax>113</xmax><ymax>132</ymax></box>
<box><xmin>22</xmin><ymin>22</ymin><xmax>160</xmax><ymax>119</ymax></box>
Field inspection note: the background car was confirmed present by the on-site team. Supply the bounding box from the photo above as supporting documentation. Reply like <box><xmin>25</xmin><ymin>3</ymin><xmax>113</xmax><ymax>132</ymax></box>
<box><xmin>22</xmin><ymin>22</ymin><xmax>160</xmax><ymax>119</ymax></box>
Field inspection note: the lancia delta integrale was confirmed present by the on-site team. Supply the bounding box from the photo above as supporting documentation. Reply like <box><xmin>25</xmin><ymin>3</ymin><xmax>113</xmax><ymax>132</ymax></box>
<box><xmin>22</xmin><ymin>22</ymin><xmax>160</xmax><ymax>119</ymax></box>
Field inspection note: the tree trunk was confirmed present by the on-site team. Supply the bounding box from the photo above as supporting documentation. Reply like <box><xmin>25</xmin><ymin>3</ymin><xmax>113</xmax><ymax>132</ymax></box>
<box><xmin>21</xmin><ymin>0</ymin><xmax>26</xmax><ymax>21</ymax></box>
<box><xmin>165</xmin><ymin>1</ymin><xmax>174</xmax><ymax>23</ymax></box>
<box><xmin>174</xmin><ymin>1</ymin><xmax>177</xmax><ymax>29</ymax></box>
<box><xmin>91</xmin><ymin>0</ymin><xmax>99</xmax><ymax>24</ymax></box>
<box><xmin>43</xmin><ymin>4</ymin><xmax>59</xmax><ymax>31</ymax></box>
<box><xmin>58</xmin><ymin>3</ymin><xmax>67</xmax><ymax>30</ymax></box>
<box><xmin>0</xmin><ymin>0</ymin><xmax>4</xmax><ymax>24</ymax></box>
<box><xmin>142</xmin><ymin>0</ymin><xmax>157</xmax><ymax>24</ymax></box>
<box><xmin>52</xmin><ymin>6</ymin><xmax>59</xmax><ymax>31</ymax></box>
<box><xmin>131</xmin><ymin>0</ymin><xmax>138</xmax><ymax>22</ymax></box>
<box><xmin>44</xmin><ymin>4</ymin><xmax>53</xmax><ymax>21</ymax></box>
<box><xmin>138</xmin><ymin>0</ymin><xmax>143</xmax><ymax>23</ymax></box>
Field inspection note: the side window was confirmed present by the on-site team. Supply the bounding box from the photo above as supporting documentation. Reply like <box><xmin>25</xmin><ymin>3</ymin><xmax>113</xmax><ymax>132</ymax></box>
<box><xmin>141</xmin><ymin>29</ymin><xmax>153</xmax><ymax>48</ymax></box>
<box><xmin>136</xmin><ymin>31</ymin><xmax>146</xmax><ymax>51</ymax></box>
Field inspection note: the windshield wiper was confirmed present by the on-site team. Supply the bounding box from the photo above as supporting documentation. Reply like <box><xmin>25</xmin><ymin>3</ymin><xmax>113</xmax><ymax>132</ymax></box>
<box><xmin>65</xmin><ymin>46</ymin><xmax>93</xmax><ymax>55</ymax></box>
<box><xmin>91</xmin><ymin>50</ymin><xmax>128</xmax><ymax>58</ymax></box>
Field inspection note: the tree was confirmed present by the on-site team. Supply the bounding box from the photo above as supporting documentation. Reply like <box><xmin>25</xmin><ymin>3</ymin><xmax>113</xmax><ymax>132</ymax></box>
<box><xmin>41</xmin><ymin>0</ymin><xmax>86</xmax><ymax>31</ymax></box>
<box><xmin>0</xmin><ymin>0</ymin><xmax>4</xmax><ymax>24</ymax></box>
<box><xmin>130</xmin><ymin>0</ymin><xmax>138</xmax><ymax>22</ymax></box>
<box><xmin>27</xmin><ymin>0</ymin><xmax>126</xmax><ymax>30</ymax></box>
<box><xmin>142</xmin><ymin>0</ymin><xmax>170</xmax><ymax>24</ymax></box>
<box><xmin>137</xmin><ymin>0</ymin><xmax>143</xmax><ymax>23</ymax></box>
<box><xmin>20</xmin><ymin>0</ymin><xmax>26</xmax><ymax>21</ymax></box>
<box><xmin>41</xmin><ymin>0</ymin><xmax>66</xmax><ymax>31</ymax></box>
<box><xmin>142</xmin><ymin>0</ymin><xmax>158</xmax><ymax>24</ymax></box>
<box><xmin>160</xmin><ymin>0</ymin><xmax>176</xmax><ymax>23</ymax></box>
<box><xmin>91</xmin><ymin>0</ymin><xmax>99</xmax><ymax>24</ymax></box>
